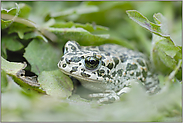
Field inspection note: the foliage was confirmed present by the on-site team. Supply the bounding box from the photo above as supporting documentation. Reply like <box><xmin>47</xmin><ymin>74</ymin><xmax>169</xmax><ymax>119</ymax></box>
<box><xmin>1</xmin><ymin>1</ymin><xmax>182</xmax><ymax>122</ymax></box>
<box><xmin>126</xmin><ymin>10</ymin><xmax>182</xmax><ymax>79</ymax></box>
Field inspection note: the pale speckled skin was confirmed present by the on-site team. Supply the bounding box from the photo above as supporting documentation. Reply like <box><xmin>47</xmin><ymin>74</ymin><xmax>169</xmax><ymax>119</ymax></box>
<box><xmin>58</xmin><ymin>41</ymin><xmax>160</xmax><ymax>102</ymax></box>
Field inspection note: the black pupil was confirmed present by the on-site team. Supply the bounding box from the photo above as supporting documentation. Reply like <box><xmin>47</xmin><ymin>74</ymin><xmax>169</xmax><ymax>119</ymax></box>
<box><xmin>85</xmin><ymin>56</ymin><xmax>99</xmax><ymax>70</ymax></box>
<box><xmin>90</xmin><ymin>59</ymin><xmax>96</xmax><ymax>65</ymax></box>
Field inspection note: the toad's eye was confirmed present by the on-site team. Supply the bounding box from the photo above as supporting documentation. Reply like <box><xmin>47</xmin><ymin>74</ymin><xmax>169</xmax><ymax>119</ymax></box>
<box><xmin>84</xmin><ymin>56</ymin><xmax>100</xmax><ymax>70</ymax></box>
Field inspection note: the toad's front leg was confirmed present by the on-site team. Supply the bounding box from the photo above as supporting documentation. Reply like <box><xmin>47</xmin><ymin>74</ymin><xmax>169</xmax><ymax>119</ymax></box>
<box><xmin>89</xmin><ymin>87</ymin><xmax>131</xmax><ymax>103</ymax></box>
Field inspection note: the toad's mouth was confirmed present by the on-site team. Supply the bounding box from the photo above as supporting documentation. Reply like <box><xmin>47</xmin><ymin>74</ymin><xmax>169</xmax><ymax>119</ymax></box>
<box><xmin>59</xmin><ymin>68</ymin><xmax>104</xmax><ymax>83</ymax></box>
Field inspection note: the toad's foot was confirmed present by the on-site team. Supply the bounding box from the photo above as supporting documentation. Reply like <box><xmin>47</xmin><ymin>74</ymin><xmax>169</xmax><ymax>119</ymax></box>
<box><xmin>89</xmin><ymin>87</ymin><xmax>131</xmax><ymax>103</ymax></box>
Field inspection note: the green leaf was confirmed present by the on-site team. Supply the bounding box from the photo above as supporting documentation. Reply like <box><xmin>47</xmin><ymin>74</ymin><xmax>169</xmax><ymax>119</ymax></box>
<box><xmin>151</xmin><ymin>34</ymin><xmax>182</xmax><ymax>78</ymax></box>
<box><xmin>1</xmin><ymin>3</ymin><xmax>31</xmax><ymax>19</ymax></box>
<box><xmin>51</xmin><ymin>21</ymin><xmax>109</xmax><ymax>32</ymax></box>
<box><xmin>168</xmin><ymin>60</ymin><xmax>182</xmax><ymax>81</ymax></box>
<box><xmin>1</xmin><ymin>42</ymin><xmax>7</xmax><ymax>59</ymax></box>
<box><xmin>38</xmin><ymin>70</ymin><xmax>73</xmax><ymax>98</ymax></box>
<box><xmin>1</xmin><ymin>70</ymin><xmax>9</xmax><ymax>93</ymax></box>
<box><xmin>104</xmin><ymin>37</ymin><xmax>135</xmax><ymax>50</ymax></box>
<box><xmin>1</xmin><ymin>4</ymin><xmax>38</xmax><ymax>39</ymax></box>
<box><xmin>16</xmin><ymin>3</ymin><xmax>31</xmax><ymax>19</ymax></box>
<box><xmin>1</xmin><ymin>57</ymin><xmax>24</xmax><ymax>75</ymax></box>
<box><xmin>1</xmin><ymin>19</ymin><xmax>13</xmax><ymax>30</ymax></box>
<box><xmin>1</xmin><ymin>4</ymin><xmax>18</xmax><ymax>29</ymax></box>
<box><xmin>8</xmin><ymin>22</ymin><xmax>35</xmax><ymax>39</ymax></box>
<box><xmin>24</xmin><ymin>39</ymin><xmax>63</xmax><ymax>75</ymax></box>
<box><xmin>126</xmin><ymin>10</ymin><xmax>170</xmax><ymax>37</ymax></box>
<box><xmin>170</xmin><ymin>19</ymin><xmax>182</xmax><ymax>47</ymax></box>
<box><xmin>1</xmin><ymin>4</ymin><xmax>36</xmax><ymax>39</ymax></box>
<box><xmin>157</xmin><ymin>48</ymin><xmax>177</xmax><ymax>70</ymax></box>
<box><xmin>50</xmin><ymin>4</ymin><xmax>99</xmax><ymax>18</ymax></box>
<box><xmin>157</xmin><ymin>39</ymin><xmax>181</xmax><ymax>59</ymax></box>
<box><xmin>153</xmin><ymin>13</ymin><xmax>169</xmax><ymax>35</ymax></box>
<box><xmin>1</xmin><ymin>3</ymin><xmax>31</xmax><ymax>30</ymax></box>
<box><xmin>47</xmin><ymin>27</ymin><xmax>110</xmax><ymax>45</ymax></box>
<box><xmin>1</xmin><ymin>35</ymin><xmax>24</xmax><ymax>51</ymax></box>
<box><xmin>24</xmin><ymin>31</ymin><xmax>49</xmax><ymax>42</ymax></box>
<box><xmin>1</xmin><ymin>57</ymin><xmax>45</xmax><ymax>93</ymax></box>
